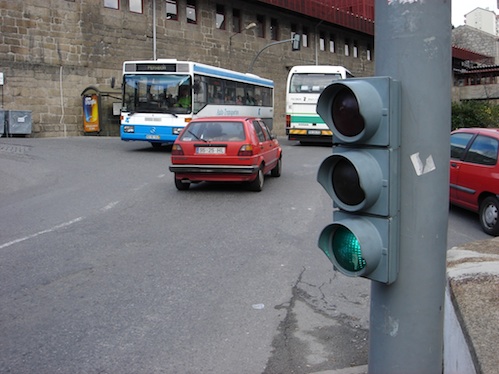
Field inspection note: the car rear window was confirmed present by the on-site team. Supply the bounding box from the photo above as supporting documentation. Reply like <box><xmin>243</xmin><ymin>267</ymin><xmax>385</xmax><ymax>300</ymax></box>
<box><xmin>463</xmin><ymin>135</ymin><xmax>498</xmax><ymax>166</ymax></box>
<box><xmin>180</xmin><ymin>121</ymin><xmax>246</xmax><ymax>141</ymax></box>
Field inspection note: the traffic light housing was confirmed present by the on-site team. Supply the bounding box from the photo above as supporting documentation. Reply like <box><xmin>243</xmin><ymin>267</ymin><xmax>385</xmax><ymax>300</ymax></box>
<box><xmin>316</xmin><ymin>77</ymin><xmax>401</xmax><ymax>284</ymax></box>
<box><xmin>291</xmin><ymin>33</ymin><xmax>301</xmax><ymax>51</ymax></box>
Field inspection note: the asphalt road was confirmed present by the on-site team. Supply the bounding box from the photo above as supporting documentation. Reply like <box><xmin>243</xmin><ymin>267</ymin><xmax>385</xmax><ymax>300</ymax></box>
<box><xmin>0</xmin><ymin>136</ymin><xmax>490</xmax><ymax>374</ymax></box>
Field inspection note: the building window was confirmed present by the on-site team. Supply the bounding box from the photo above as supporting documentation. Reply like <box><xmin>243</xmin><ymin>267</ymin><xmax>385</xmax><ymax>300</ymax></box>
<box><xmin>104</xmin><ymin>0</ymin><xmax>119</xmax><ymax>9</ymax></box>
<box><xmin>302</xmin><ymin>27</ymin><xmax>309</xmax><ymax>48</ymax></box>
<box><xmin>187</xmin><ymin>0</ymin><xmax>197</xmax><ymax>24</ymax></box>
<box><xmin>319</xmin><ymin>32</ymin><xmax>325</xmax><ymax>51</ymax></box>
<box><xmin>353</xmin><ymin>41</ymin><xmax>358</xmax><ymax>58</ymax></box>
<box><xmin>232</xmin><ymin>9</ymin><xmax>241</xmax><ymax>33</ymax></box>
<box><xmin>270</xmin><ymin>18</ymin><xmax>279</xmax><ymax>40</ymax></box>
<box><xmin>256</xmin><ymin>15</ymin><xmax>265</xmax><ymax>38</ymax></box>
<box><xmin>344</xmin><ymin>39</ymin><xmax>350</xmax><ymax>56</ymax></box>
<box><xmin>329</xmin><ymin>34</ymin><xmax>335</xmax><ymax>53</ymax></box>
<box><xmin>216</xmin><ymin>4</ymin><xmax>225</xmax><ymax>30</ymax></box>
<box><xmin>367</xmin><ymin>44</ymin><xmax>372</xmax><ymax>60</ymax></box>
<box><xmin>291</xmin><ymin>24</ymin><xmax>298</xmax><ymax>39</ymax></box>
<box><xmin>166</xmin><ymin>0</ymin><xmax>178</xmax><ymax>20</ymax></box>
<box><xmin>129</xmin><ymin>0</ymin><xmax>142</xmax><ymax>13</ymax></box>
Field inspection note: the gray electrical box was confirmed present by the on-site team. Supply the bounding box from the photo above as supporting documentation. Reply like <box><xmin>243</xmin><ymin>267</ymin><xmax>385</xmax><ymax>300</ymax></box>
<box><xmin>6</xmin><ymin>110</ymin><xmax>32</xmax><ymax>135</ymax></box>
<box><xmin>0</xmin><ymin>110</ymin><xmax>4</xmax><ymax>136</ymax></box>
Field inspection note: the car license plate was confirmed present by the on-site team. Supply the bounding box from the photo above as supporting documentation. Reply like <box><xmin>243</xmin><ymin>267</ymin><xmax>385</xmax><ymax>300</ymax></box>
<box><xmin>196</xmin><ymin>147</ymin><xmax>226</xmax><ymax>154</ymax></box>
<box><xmin>308</xmin><ymin>130</ymin><xmax>321</xmax><ymax>135</ymax></box>
<box><xmin>146</xmin><ymin>135</ymin><xmax>160</xmax><ymax>139</ymax></box>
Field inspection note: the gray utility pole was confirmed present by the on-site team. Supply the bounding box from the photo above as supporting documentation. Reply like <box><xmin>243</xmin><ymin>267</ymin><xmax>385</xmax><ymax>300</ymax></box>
<box><xmin>369</xmin><ymin>1</ymin><xmax>451</xmax><ymax>373</ymax></box>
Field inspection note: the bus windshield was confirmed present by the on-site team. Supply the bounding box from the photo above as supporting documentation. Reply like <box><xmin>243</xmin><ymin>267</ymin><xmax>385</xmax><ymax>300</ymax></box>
<box><xmin>123</xmin><ymin>74</ymin><xmax>192</xmax><ymax>114</ymax></box>
<box><xmin>289</xmin><ymin>73</ymin><xmax>342</xmax><ymax>93</ymax></box>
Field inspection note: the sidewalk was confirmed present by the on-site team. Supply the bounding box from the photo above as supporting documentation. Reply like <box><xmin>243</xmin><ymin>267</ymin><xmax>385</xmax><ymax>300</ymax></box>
<box><xmin>445</xmin><ymin>237</ymin><xmax>499</xmax><ymax>374</ymax></box>
<box><xmin>312</xmin><ymin>237</ymin><xmax>499</xmax><ymax>374</ymax></box>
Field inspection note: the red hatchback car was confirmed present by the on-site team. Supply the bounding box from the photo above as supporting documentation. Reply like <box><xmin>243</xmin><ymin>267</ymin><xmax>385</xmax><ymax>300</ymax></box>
<box><xmin>450</xmin><ymin>127</ymin><xmax>499</xmax><ymax>235</ymax></box>
<box><xmin>169</xmin><ymin>116</ymin><xmax>282</xmax><ymax>191</ymax></box>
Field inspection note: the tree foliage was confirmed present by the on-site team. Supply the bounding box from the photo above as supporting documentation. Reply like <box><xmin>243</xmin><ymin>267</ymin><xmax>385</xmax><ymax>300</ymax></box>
<box><xmin>452</xmin><ymin>101</ymin><xmax>499</xmax><ymax>130</ymax></box>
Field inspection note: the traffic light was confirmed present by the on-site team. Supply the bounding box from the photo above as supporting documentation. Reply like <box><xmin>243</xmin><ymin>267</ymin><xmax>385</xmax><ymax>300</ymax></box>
<box><xmin>291</xmin><ymin>34</ymin><xmax>301</xmax><ymax>51</ymax></box>
<box><xmin>316</xmin><ymin>77</ymin><xmax>401</xmax><ymax>284</ymax></box>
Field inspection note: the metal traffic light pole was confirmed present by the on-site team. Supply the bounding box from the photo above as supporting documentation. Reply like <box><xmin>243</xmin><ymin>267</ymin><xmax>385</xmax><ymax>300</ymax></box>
<box><xmin>368</xmin><ymin>1</ymin><xmax>451</xmax><ymax>373</ymax></box>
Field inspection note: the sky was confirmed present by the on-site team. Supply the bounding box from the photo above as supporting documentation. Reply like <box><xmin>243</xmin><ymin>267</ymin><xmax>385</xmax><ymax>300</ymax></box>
<box><xmin>452</xmin><ymin>0</ymin><xmax>498</xmax><ymax>26</ymax></box>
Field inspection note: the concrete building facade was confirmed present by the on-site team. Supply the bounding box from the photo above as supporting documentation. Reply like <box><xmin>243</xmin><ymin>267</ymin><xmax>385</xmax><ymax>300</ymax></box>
<box><xmin>452</xmin><ymin>25</ymin><xmax>499</xmax><ymax>103</ymax></box>
<box><xmin>0</xmin><ymin>0</ymin><xmax>375</xmax><ymax>137</ymax></box>
<box><xmin>465</xmin><ymin>7</ymin><xmax>497</xmax><ymax>36</ymax></box>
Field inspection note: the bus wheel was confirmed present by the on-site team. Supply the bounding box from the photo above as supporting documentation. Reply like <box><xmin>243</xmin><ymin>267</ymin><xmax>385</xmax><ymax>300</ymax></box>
<box><xmin>248</xmin><ymin>166</ymin><xmax>264</xmax><ymax>192</ymax></box>
<box><xmin>174</xmin><ymin>176</ymin><xmax>190</xmax><ymax>190</ymax></box>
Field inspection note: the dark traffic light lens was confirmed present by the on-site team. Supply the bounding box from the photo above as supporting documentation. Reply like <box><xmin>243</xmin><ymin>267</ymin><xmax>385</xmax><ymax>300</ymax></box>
<box><xmin>332</xmin><ymin>227</ymin><xmax>366</xmax><ymax>272</ymax></box>
<box><xmin>332</xmin><ymin>158</ymin><xmax>364</xmax><ymax>206</ymax></box>
<box><xmin>332</xmin><ymin>87</ymin><xmax>364</xmax><ymax>137</ymax></box>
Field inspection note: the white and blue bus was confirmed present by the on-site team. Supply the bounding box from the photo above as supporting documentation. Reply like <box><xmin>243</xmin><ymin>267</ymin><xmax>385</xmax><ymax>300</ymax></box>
<box><xmin>120</xmin><ymin>59</ymin><xmax>274</xmax><ymax>148</ymax></box>
<box><xmin>285</xmin><ymin>65</ymin><xmax>353</xmax><ymax>143</ymax></box>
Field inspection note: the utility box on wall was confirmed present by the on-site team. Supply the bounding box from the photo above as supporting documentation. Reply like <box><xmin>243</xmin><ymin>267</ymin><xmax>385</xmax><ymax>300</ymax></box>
<box><xmin>0</xmin><ymin>110</ymin><xmax>5</xmax><ymax>136</ymax></box>
<box><xmin>6</xmin><ymin>110</ymin><xmax>32</xmax><ymax>135</ymax></box>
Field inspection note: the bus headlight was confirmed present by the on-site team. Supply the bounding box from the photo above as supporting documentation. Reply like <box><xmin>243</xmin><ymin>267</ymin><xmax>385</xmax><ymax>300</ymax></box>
<box><xmin>123</xmin><ymin>125</ymin><xmax>135</xmax><ymax>133</ymax></box>
<box><xmin>173</xmin><ymin>127</ymin><xmax>183</xmax><ymax>135</ymax></box>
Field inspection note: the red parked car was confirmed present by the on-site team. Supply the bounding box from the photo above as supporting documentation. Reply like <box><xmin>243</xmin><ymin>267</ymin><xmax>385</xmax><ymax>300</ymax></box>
<box><xmin>169</xmin><ymin>116</ymin><xmax>282</xmax><ymax>191</ymax></box>
<box><xmin>450</xmin><ymin>127</ymin><xmax>499</xmax><ymax>235</ymax></box>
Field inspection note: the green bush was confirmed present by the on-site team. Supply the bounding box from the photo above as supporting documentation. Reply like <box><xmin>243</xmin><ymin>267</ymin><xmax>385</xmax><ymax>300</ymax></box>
<box><xmin>452</xmin><ymin>101</ymin><xmax>499</xmax><ymax>130</ymax></box>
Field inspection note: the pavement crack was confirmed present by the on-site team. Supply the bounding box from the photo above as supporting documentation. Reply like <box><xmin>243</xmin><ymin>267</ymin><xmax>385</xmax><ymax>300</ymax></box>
<box><xmin>263</xmin><ymin>267</ymin><xmax>369</xmax><ymax>373</ymax></box>
<box><xmin>264</xmin><ymin>267</ymin><xmax>309</xmax><ymax>374</ymax></box>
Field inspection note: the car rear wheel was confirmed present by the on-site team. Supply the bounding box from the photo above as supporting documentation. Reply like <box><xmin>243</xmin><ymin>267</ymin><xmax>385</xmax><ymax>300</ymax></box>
<box><xmin>174</xmin><ymin>175</ymin><xmax>190</xmax><ymax>190</ymax></box>
<box><xmin>271</xmin><ymin>157</ymin><xmax>282</xmax><ymax>177</ymax></box>
<box><xmin>479</xmin><ymin>196</ymin><xmax>499</xmax><ymax>236</ymax></box>
<box><xmin>248</xmin><ymin>166</ymin><xmax>264</xmax><ymax>192</ymax></box>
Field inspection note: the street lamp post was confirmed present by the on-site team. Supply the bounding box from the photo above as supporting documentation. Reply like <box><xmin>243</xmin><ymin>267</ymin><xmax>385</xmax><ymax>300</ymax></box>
<box><xmin>229</xmin><ymin>22</ymin><xmax>257</xmax><ymax>52</ymax></box>
<box><xmin>246</xmin><ymin>34</ymin><xmax>300</xmax><ymax>73</ymax></box>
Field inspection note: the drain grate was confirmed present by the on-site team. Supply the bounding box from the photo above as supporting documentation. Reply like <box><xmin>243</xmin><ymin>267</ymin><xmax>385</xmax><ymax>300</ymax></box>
<box><xmin>0</xmin><ymin>144</ymin><xmax>32</xmax><ymax>155</ymax></box>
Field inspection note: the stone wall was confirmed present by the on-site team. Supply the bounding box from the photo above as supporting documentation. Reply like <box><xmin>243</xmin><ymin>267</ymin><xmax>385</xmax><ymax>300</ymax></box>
<box><xmin>452</xmin><ymin>25</ymin><xmax>499</xmax><ymax>63</ymax></box>
<box><xmin>0</xmin><ymin>0</ymin><xmax>375</xmax><ymax>137</ymax></box>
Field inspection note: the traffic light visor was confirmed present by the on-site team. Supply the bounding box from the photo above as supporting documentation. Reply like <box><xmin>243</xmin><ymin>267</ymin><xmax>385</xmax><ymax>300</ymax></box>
<box><xmin>318</xmin><ymin>217</ymin><xmax>383</xmax><ymax>277</ymax></box>
<box><xmin>332</xmin><ymin>226</ymin><xmax>366</xmax><ymax>272</ymax></box>
<box><xmin>317</xmin><ymin>80</ymin><xmax>383</xmax><ymax>144</ymax></box>
<box><xmin>332</xmin><ymin>158</ymin><xmax>364</xmax><ymax>206</ymax></box>
<box><xmin>332</xmin><ymin>87</ymin><xmax>364</xmax><ymax>137</ymax></box>
<box><xmin>318</xmin><ymin>152</ymin><xmax>383</xmax><ymax>213</ymax></box>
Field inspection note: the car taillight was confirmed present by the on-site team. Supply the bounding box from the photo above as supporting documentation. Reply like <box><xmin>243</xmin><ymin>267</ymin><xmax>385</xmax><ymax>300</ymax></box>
<box><xmin>286</xmin><ymin>115</ymin><xmax>291</xmax><ymax>128</ymax></box>
<box><xmin>171</xmin><ymin>144</ymin><xmax>184</xmax><ymax>155</ymax></box>
<box><xmin>238</xmin><ymin>144</ymin><xmax>254</xmax><ymax>156</ymax></box>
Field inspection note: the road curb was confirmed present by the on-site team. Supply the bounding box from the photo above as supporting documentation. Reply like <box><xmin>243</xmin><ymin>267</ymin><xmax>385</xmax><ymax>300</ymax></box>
<box><xmin>311</xmin><ymin>365</ymin><xmax>368</xmax><ymax>374</ymax></box>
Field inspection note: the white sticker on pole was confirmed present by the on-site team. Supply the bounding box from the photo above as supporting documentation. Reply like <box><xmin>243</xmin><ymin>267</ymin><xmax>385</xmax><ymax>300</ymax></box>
<box><xmin>410</xmin><ymin>152</ymin><xmax>436</xmax><ymax>176</ymax></box>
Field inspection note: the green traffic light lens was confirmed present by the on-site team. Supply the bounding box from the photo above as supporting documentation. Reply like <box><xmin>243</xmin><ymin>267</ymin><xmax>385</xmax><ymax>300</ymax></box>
<box><xmin>332</xmin><ymin>226</ymin><xmax>366</xmax><ymax>272</ymax></box>
<box><xmin>332</xmin><ymin>87</ymin><xmax>364</xmax><ymax>137</ymax></box>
